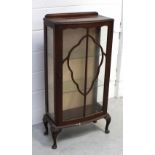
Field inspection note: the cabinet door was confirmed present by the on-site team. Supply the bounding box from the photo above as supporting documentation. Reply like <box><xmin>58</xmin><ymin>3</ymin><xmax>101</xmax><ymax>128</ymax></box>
<box><xmin>62</xmin><ymin>26</ymin><xmax>108</xmax><ymax>121</ymax></box>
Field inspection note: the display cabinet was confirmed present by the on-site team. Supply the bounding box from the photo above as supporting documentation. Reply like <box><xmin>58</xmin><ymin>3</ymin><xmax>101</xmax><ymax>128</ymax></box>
<box><xmin>43</xmin><ymin>12</ymin><xmax>114</xmax><ymax>149</ymax></box>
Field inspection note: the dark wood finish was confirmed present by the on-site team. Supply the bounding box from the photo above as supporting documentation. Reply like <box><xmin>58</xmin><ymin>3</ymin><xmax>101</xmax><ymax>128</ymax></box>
<box><xmin>45</xmin><ymin>12</ymin><xmax>98</xmax><ymax>19</ymax></box>
<box><xmin>44</xmin><ymin>12</ymin><xmax>112</xmax><ymax>25</ymax></box>
<box><xmin>104</xmin><ymin>113</ymin><xmax>111</xmax><ymax>133</ymax></box>
<box><xmin>53</xmin><ymin>26</ymin><xmax>63</xmax><ymax>125</ymax></box>
<box><xmin>60</xmin><ymin>112</ymin><xmax>105</xmax><ymax>126</ymax></box>
<box><xmin>44</xmin><ymin>112</ymin><xmax>109</xmax><ymax>129</ymax></box>
<box><xmin>83</xmin><ymin>28</ymin><xmax>89</xmax><ymax>117</ymax></box>
<box><xmin>43</xmin><ymin>114</ymin><xmax>48</xmax><ymax>135</ymax></box>
<box><xmin>44</xmin><ymin>24</ymin><xmax>49</xmax><ymax>113</ymax></box>
<box><xmin>102</xmin><ymin>21</ymin><xmax>114</xmax><ymax>114</ymax></box>
<box><xmin>43</xmin><ymin>12</ymin><xmax>114</xmax><ymax>149</ymax></box>
<box><xmin>63</xmin><ymin>102</ymin><xmax>102</xmax><ymax>121</ymax></box>
<box><xmin>51</xmin><ymin>127</ymin><xmax>62</xmax><ymax>149</ymax></box>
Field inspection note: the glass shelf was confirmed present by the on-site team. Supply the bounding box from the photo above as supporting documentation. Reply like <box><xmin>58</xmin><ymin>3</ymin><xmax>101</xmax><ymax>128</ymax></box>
<box><xmin>63</xmin><ymin>51</ymin><xmax>101</xmax><ymax>61</ymax></box>
<box><xmin>63</xmin><ymin>78</ymin><xmax>103</xmax><ymax>93</ymax></box>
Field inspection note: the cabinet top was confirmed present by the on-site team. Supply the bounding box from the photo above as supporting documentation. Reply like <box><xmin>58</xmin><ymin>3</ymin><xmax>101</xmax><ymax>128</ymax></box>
<box><xmin>44</xmin><ymin>12</ymin><xmax>113</xmax><ymax>26</ymax></box>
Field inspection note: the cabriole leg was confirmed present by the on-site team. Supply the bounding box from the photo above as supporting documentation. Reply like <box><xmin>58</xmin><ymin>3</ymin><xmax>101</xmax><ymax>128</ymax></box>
<box><xmin>51</xmin><ymin>127</ymin><xmax>62</xmax><ymax>149</ymax></box>
<box><xmin>104</xmin><ymin>113</ymin><xmax>111</xmax><ymax>134</ymax></box>
<box><xmin>43</xmin><ymin>114</ymin><xmax>48</xmax><ymax>135</ymax></box>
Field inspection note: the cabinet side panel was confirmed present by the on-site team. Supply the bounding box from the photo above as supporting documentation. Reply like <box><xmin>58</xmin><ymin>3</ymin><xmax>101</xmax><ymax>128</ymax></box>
<box><xmin>103</xmin><ymin>22</ymin><xmax>114</xmax><ymax>113</ymax></box>
<box><xmin>47</xmin><ymin>27</ymin><xmax>55</xmax><ymax>118</ymax></box>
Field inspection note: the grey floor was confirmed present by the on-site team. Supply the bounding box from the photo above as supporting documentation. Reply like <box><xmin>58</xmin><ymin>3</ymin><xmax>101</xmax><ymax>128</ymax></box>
<box><xmin>32</xmin><ymin>98</ymin><xmax>123</xmax><ymax>155</ymax></box>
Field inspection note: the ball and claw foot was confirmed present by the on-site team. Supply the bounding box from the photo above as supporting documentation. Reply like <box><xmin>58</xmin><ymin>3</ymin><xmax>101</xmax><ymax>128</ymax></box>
<box><xmin>51</xmin><ymin>128</ymin><xmax>61</xmax><ymax>149</ymax></box>
<box><xmin>104</xmin><ymin>113</ymin><xmax>111</xmax><ymax>134</ymax></box>
<box><xmin>52</xmin><ymin>144</ymin><xmax>57</xmax><ymax>149</ymax></box>
<box><xmin>105</xmin><ymin>129</ymin><xmax>110</xmax><ymax>134</ymax></box>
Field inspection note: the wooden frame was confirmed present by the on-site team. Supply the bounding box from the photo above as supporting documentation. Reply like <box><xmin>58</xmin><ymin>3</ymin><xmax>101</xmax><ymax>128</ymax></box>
<box><xmin>43</xmin><ymin>12</ymin><xmax>114</xmax><ymax>149</ymax></box>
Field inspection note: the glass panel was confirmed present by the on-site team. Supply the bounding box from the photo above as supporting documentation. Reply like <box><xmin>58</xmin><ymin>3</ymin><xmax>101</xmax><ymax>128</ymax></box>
<box><xmin>100</xmin><ymin>26</ymin><xmax>108</xmax><ymax>53</ymax></box>
<box><xmin>63</xmin><ymin>77</ymin><xmax>103</xmax><ymax>93</ymax></box>
<box><xmin>85</xmin><ymin>26</ymin><xmax>108</xmax><ymax>116</ymax></box>
<box><xmin>62</xmin><ymin>26</ymin><xmax>108</xmax><ymax>120</ymax></box>
<box><xmin>62</xmin><ymin>28</ymin><xmax>86</xmax><ymax>121</ymax></box>
<box><xmin>47</xmin><ymin>27</ymin><xmax>55</xmax><ymax>119</ymax></box>
<box><xmin>63</xmin><ymin>28</ymin><xmax>96</xmax><ymax>59</ymax></box>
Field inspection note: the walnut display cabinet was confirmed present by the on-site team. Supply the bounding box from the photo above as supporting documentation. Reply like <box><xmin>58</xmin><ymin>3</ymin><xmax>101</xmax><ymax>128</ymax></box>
<box><xmin>43</xmin><ymin>12</ymin><xmax>114</xmax><ymax>149</ymax></box>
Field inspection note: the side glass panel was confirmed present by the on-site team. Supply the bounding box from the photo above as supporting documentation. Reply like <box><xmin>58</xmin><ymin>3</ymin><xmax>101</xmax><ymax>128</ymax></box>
<box><xmin>47</xmin><ymin>27</ymin><xmax>55</xmax><ymax>120</ymax></box>
<box><xmin>62</xmin><ymin>28</ymin><xmax>86</xmax><ymax>121</ymax></box>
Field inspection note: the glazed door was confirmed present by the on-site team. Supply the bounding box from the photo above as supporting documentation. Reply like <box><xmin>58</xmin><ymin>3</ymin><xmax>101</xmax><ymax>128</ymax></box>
<box><xmin>62</xmin><ymin>26</ymin><xmax>108</xmax><ymax>121</ymax></box>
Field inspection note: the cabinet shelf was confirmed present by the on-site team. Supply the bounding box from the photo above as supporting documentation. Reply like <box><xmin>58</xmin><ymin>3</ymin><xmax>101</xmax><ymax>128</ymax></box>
<box><xmin>63</xmin><ymin>52</ymin><xmax>100</xmax><ymax>60</ymax></box>
<box><xmin>63</xmin><ymin>78</ymin><xmax>103</xmax><ymax>93</ymax></box>
<box><xmin>63</xmin><ymin>102</ymin><xmax>102</xmax><ymax>121</ymax></box>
